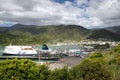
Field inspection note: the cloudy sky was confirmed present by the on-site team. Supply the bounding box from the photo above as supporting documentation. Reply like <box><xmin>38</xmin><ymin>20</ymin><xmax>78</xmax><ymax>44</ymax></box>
<box><xmin>0</xmin><ymin>0</ymin><xmax>120</xmax><ymax>28</ymax></box>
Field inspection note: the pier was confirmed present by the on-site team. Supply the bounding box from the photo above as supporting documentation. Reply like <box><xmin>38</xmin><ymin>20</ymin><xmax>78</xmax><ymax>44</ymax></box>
<box><xmin>0</xmin><ymin>56</ymin><xmax>59</xmax><ymax>60</ymax></box>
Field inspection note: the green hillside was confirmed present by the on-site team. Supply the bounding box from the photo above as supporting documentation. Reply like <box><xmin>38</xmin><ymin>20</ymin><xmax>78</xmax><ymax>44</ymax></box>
<box><xmin>0</xmin><ymin>25</ymin><xmax>89</xmax><ymax>45</ymax></box>
<box><xmin>105</xmin><ymin>26</ymin><xmax>120</xmax><ymax>35</ymax></box>
<box><xmin>0</xmin><ymin>24</ymin><xmax>120</xmax><ymax>45</ymax></box>
<box><xmin>87</xmin><ymin>29</ymin><xmax>120</xmax><ymax>41</ymax></box>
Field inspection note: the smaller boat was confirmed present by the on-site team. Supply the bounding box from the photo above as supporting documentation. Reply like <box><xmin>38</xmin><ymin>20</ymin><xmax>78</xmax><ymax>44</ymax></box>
<box><xmin>3</xmin><ymin>45</ymin><xmax>38</xmax><ymax>56</ymax></box>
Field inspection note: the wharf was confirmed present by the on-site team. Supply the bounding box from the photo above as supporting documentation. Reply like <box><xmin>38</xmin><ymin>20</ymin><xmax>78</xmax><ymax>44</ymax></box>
<box><xmin>0</xmin><ymin>56</ymin><xmax>59</xmax><ymax>60</ymax></box>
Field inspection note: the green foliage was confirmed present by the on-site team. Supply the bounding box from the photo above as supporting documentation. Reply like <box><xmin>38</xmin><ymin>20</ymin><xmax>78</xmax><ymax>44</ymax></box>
<box><xmin>0</xmin><ymin>25</ymin><xmax>89</xmax><ymax>45</ymax></box>
<box><xmin>113</xmin><ymin>45</ymin><xmax>120</xmax><ymax>53</ymax></box>
<box><xmin>87</xmin><ymin>29</ymin><xmax>120</xmax><ymax>41</ymax></box>
<box><xmin>108</xmin><ymin>57</ymin><xmax>116</xmax><ymax>64</ymax></box>
<box><xmin>109</xmin><ymin>64</ymin><xmax>120</xmax><ymax>80</ymax></box>
<box><xmin>115</xmin><ymin>56</ymin><xmax>120</xmax><ymax>65</ymax></box>
<box><xmin>69</xmin><ymin>67</ymin><xmax>78</xmax><ymax>80</ymax></box>
<box><xmin>35</xmin><ymin>65</ymin><xmax>50</xmax><ymax>80</ymax></box>
<box><xmin>1</xmin><ymin>25</ymin><xmax>120</xmax><ymax>45</ymax></box>
<box><xmin>103</xmin><ymin>45</ymin><xmax>120</xmax><ymax>80</ymax></box>
<box><xmin>90</xmin><ymin>52</ymin><xmax>103</xmax><ymax>58</ymax></box>
<box><xmin>70</xmin><ymin>59</ymin><xmax>111</xmax><ymax>80</ymax></box>
<box><xmin>108</xmin><ymin>54</ymin><xmax>120</xmax><ymax>65</ymax></box>
<box><xmin>0</xmin><ymin>59</ymin><xmax>50</xmax><ymax>80</ymax></box>
<box><xmin>48</xmin><ymin>67</ymin><xmax>69</xmax><ymax>80</ymax></box>
<box><xmin>106</xmin><ymin>45</ymin><xmax>120</xmax><ymax>64</ymax></box>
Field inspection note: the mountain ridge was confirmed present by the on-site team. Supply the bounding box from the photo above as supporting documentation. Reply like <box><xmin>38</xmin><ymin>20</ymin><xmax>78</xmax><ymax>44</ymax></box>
<box><xmin>105</xmin><ymin>26</ymin><xmax>120</xmax><ymax>35</ymax></box>
<box><xmin>0</xmin><ymin>24</ymin><xmax>120</xmax><ymax>45</ymax></box>
<box><xmin>87</xmin><ymin>29</ymin><xmax>120</xmax><ymax>41</ymax></box>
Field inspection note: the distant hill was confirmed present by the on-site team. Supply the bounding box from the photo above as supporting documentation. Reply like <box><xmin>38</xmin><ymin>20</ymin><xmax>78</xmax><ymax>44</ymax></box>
<box><xmin>0</xmin><ymin>24</ymin><xmax>120</xmax><ymax>45</ymax></box>
<box><xmin>0</xmin><ymin>24</ymin><xmax>89</xmax><ymax>45</ymax></box>
<box><xmin>11</xmin><ymin>24</ymin><xmax>37</xmax><ymax>29</ymax></box>
<box><xmin>87</xmin><ymin>29</ymin><xmax>120</xmax><ymax>41</ymax></box>
<box><xmin>105</xmin><ymin>26</ymin><xmax>120</xmax><ymax>35</ymax></box>
<box><xmin>9</xmin><ymin>24</ymin><xmax>89</xmax><ymax>37</ymax></box>
<box><xmin>0</xmin><ymin>27</ymin><xmax>9</xmax><ymax>33</ymax></box>
<box><xmin>0</xmin><ymin>27</ymin><xmax>8</xmax><ymax>31</ymax></box>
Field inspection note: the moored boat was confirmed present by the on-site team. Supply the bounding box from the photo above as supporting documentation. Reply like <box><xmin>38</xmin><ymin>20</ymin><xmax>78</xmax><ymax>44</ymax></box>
<box><xmin>3</xmin><ymin>45</ymin><xmax>38</xmax><ymax>56</ymax></box>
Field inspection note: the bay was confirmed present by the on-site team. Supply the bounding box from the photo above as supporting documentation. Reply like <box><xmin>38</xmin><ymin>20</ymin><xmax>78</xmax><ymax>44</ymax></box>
<box><xmin>0</xmin><ymin>46</ymin><xmax>4</xmax><ymax>56</ymax></box>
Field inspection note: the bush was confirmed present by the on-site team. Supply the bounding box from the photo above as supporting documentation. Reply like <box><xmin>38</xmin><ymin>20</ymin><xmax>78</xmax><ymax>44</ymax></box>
<box><xmin>70</xmin><ymin>59</ymin><xmax>111</xmax><ymax>80</ymax></box>
<box><xmin>90</xmin><ymin>52</ymin><xmax>103</xmax><ymax>58</ymax></box>
<box><xmin>113</xmin><ymin>45</ymin><xmax>120</xmax><ymax>53</ymax></box>
<box><xmin>48</xmin><ymin>67</ymin><xmax>69</xmax><ymax>80</ymax></box>
<box><xmin>108</xmin><ymin>58</ymin><xmax>116</xmax><ymax>64</ymax></box>
<box><xmin>115</xmin><ymin>56</ymin><xmax>120</xmax><ymax>65</ymax></box>
<box><xmin>0</xmin><ymin>59</ymin><xmax>50</xmax><ymax>80</ymax></box>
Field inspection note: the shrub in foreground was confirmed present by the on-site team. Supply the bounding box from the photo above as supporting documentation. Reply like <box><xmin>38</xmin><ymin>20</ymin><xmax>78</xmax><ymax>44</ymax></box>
<box><xmin>0</xmin><ymin>59</ymin><xmax>50</xmax><ymax>80</ymax></box>
<box><xmin>69</xmin><ymin>59</ymin><xmax>111</xmax><ymax>80</ymax></box>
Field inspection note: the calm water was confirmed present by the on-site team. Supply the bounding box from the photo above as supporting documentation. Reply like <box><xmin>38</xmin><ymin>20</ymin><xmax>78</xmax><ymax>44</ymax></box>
<box><xmin>48</xmin><ymin>44</ymin><xmax>82</xmax><ymax>51</ymax></box>
<box><xmin>0</xmin><ymin>46</ymin><xmax>4</xmax><ymax>56</ymax></box>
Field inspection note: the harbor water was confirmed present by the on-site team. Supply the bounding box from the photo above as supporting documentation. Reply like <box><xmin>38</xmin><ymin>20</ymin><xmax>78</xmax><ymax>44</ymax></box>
<box><xmin>0</xmin><ymin>46</ymin><xmax>4</xmax><ymax>56</ymax></box>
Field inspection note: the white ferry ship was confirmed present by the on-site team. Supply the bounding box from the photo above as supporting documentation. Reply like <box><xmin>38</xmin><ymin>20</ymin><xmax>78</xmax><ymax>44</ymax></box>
<box><xmin>3</xmin><ymin>45</ymin><xmax>38</xmax><ymax>56</ymax></box>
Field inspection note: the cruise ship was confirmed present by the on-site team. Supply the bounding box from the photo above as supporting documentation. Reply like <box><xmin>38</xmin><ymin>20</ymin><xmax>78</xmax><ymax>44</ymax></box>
<box><xmin>3</xmin><ymin>45</ymin><xmax>38</xmax><ymax>56</ymax></box>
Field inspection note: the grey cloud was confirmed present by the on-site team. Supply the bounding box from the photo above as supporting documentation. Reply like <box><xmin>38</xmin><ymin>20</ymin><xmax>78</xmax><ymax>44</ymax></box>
<box><xmin>13</xmin><ymin>0</ymin><xmax>37</xmax><ymax>11</ymax></box>
<box><xmin>86</xmin><ymin>0</ymin><xmax>120</xmax><ymax>27</ymax></box>
<box><xmin>0</xmin><ymin>0</ymin><xmax>120</xmax><ymax>28</ymax></box>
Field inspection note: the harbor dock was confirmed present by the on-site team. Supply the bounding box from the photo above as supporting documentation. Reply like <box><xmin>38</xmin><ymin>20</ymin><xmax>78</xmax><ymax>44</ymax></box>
<box><xmin>0</xmin><ymin>56</ymin><xmax>59</xmax><ymax>60</ymax></box>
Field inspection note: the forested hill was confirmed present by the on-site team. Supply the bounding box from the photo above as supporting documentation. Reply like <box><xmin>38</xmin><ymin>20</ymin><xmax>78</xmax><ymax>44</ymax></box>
<box><xmin>0</xmin><ymin>24</ymin><xmax>120</xmax><ymax>45</ymax></box>
<box><xmin>0</xmin><ymin>24</ymin><xmax>89</xmax><ymax>45</ymax></box>
<box><xmin>105</xmin><ymin>26</ymin><xmax>120</xmax><ymax>35</ymax></box>
<box><xmin>87</xmin><ymin>29</ymin><xmax>120</xmax><ymax>41</ymax></box>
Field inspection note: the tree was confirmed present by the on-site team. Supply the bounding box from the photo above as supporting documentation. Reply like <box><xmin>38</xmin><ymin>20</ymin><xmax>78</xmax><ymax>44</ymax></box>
<box><xmin>48</xmin><ymin>67</ymin><xmax>69</xmax><ymax>80</ymax></box>
<box><xmin>90</xmin><ymin>52</ymin><xmax>103</xmax><ymax>58</ymax></box>
<box><xmin>69</xmin><ymin>59</ymin><xmax>111</xmax><ymax>80</ymax></box>
<box><xmin>0</xmin><ymin>59</ymin><xmax>50</xmax><ymax>80</ymax></box>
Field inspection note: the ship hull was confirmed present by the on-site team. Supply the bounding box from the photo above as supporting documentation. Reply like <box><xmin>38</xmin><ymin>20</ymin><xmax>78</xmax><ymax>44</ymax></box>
<box><xmin>2</xmin><ymin>52</ymin><xmax>38</xmax><ymax>56</ymax></box>
<box><xmin>3</xmin><ymin>45</ymin><xmax>38</xmax><ymax>56</ymax></box>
